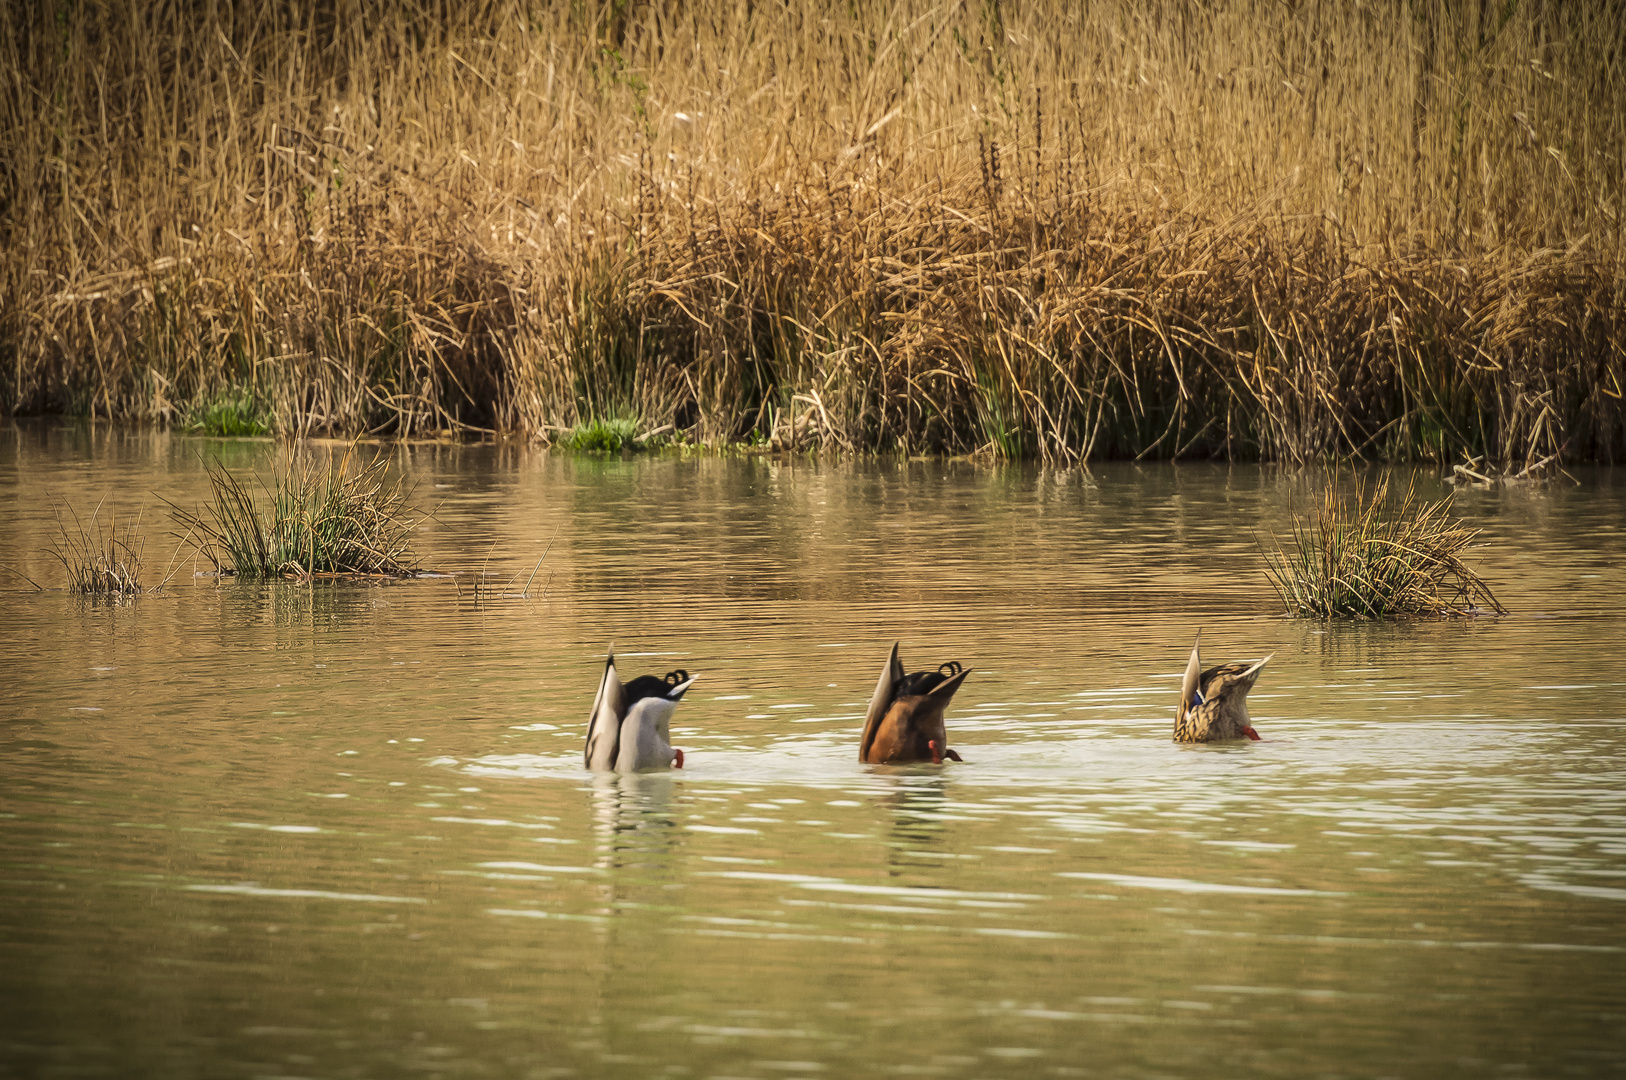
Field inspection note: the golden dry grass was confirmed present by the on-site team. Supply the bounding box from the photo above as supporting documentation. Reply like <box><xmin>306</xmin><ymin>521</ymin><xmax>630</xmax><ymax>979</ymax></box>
<box><xmin>3</xmin><ymin>1</ymin><xmax>1622</xmax><ymax>461</ymax></box>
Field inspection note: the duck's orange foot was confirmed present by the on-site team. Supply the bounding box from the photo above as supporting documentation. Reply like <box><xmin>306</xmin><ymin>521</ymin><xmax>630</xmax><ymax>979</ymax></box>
<box><xmin>673</xmin><ymin>748</ymin><xmax>685</xmax><ymax>768</ymax></box>
<box><xmin>928</xmin><ymin>739</ymin><xmax>943</xmax><ymax>765</ymax></box>
<box><xmin>1243</xmin><ymin>727</ymin><xmax>1261</xmax><ymax>741</ymax></box>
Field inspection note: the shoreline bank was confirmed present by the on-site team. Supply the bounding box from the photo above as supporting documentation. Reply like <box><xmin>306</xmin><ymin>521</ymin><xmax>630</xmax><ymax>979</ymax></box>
<box><xmin>5</xmin><ymin>1</ymin><xmax>1621</xmax><ymax>463</ymax></box>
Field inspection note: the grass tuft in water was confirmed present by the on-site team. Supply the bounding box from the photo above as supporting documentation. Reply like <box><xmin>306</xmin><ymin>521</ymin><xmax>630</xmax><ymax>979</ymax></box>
<box><xmin>49</xmin><ymin>498</ymin><xmax>145</xmax><ymax>595</ymax></box>
<box><xmin>169</xmin><ymin>449</ymin><xmax>421</xmax><ymax>579</ymax></box>
<box><xmin>1262</xmin><ymin>474</ymin><xmax>1506</xmax><ymax>619</ymax></box>
<box><xmin>185</xmin><ymin>389</ymin><xmax>273</xmax><ymax>437</ymax></box>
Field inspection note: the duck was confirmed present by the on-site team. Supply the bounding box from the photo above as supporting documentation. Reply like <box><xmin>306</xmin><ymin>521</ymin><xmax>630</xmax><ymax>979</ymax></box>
<box><xmin>584</xmin><ymin>652</ymin><xmax>695</xmax><ymax>772</ymax></box>
<box><xmin>859</xmin><ymin>642</ymin><xmax>971</xmax><ymax>764</ymax></box>
<box><xmin>1174</xmin><ymin>631</ymin><xmax>1271</xmax><ymax>743</ymax></box>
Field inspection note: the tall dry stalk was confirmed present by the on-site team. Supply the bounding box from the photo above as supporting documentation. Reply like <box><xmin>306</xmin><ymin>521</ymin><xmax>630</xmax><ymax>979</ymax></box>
<box><xmin>3</xmin><ymin>2</ymin><xmax>1622</xmax><ymax>461</ymax></box>
<box><xmin>48</xmin><ymin>498</ymin><xmax>145</xmax><ymax>595</ymax></box>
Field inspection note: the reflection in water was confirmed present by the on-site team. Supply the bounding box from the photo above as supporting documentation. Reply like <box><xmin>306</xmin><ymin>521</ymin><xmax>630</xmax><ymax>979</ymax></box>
<box><xmin>876</xmin><ymin>773</ymin><xmax>954</xmax><ymax>878</ymax></box>
<box><xmin>264</xmin><ymin>577</ymin><xmax>396</xmax><ymax>630</ymax></box>
<box><xmin>589</xmin><ymin>772</ymin><xmax>682</xmax><ymax>876</ymax></box>
<box><xmin>1</xmin><ymin>421</ymin><xmax>1624</xmax><ymax>1079</ymax></box>
<box><xmin>579</xmin><ymin>773</ymin><xmax>686</xmax><ymax>1065</ymax></box>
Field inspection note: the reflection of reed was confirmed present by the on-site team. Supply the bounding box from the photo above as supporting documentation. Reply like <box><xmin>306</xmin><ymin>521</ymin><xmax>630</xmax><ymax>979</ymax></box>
<box><xmin>266</xmin><ymin>580</ymin><xmax>384</xmax><ymax>629</ymax></box>
<box><xmin>1303</xmin><ymin>616</ymin><xmax>1483</xmax><ymax>669</ymax></box>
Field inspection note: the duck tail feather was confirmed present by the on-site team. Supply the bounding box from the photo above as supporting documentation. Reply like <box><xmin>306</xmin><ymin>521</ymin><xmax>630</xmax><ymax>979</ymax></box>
<box><xmin>1180</xmin><ymin>632</ymin><xmax>1203</xmax><ymax>709</ymax></box>
<box><xmin>585</xmin><ymin>652</ymin><xmax>625</xmax><ymax>770</ymax></box>
<box><xmin>925</xmin><ymin>665</ymin><xmax>971</xmax><ymax>705</ymax></box>
<box><xmin>860</xmin><ymin>642</ymin><xmax>901</xmax><ymax>762</ymax></box>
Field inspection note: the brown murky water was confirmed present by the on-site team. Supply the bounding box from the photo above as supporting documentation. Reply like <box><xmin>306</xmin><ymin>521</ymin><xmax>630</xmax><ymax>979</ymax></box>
<box><xmin>2</xmin><ymin>420</ymin><xmax>1624</xmax><ymax>1079</ymax></box>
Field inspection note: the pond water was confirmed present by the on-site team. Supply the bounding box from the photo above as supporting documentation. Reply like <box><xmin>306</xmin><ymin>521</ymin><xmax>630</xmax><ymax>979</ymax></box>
<box><xmin>2</xmin><ymin>420</ymin><xmax>1624</xmax><ymax>1079</ymax></box>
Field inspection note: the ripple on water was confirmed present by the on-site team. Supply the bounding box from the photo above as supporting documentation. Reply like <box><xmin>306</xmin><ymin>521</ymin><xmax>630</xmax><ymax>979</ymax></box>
<box><xmin>2</xmin><ymin>445</ymin><xmax>1624</xmax><ymax>1078</ymax></box>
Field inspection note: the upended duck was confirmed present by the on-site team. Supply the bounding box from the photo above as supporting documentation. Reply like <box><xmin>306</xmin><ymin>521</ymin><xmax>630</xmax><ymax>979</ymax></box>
<box><xmin>1174</xmin><ymin>631</ymin><xmax>1271</xmax><ymax>743</ymax></box>
<box><xmin>859</xmin><ymin>642</ymin><xmax>970</xmax><ymax>764</ymax></box>
<box><xmin>584</xmin><ymin>652</ymin><xmax>695</xmax><ymax>772</ymax></box>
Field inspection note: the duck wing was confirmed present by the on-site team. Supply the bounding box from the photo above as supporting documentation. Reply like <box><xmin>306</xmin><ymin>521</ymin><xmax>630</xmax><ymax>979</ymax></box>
<box><xmin>584</xmin><ymin>653</ymin><xmax>627</xmax><ymax>771</ymax></box>
<box><xmin>859</xmin><ymin>642</ymin><xmax>905</xmax><ymax>762</ymax></box>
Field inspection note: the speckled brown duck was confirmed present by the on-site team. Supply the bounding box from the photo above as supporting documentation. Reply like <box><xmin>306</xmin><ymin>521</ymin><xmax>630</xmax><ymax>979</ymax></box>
<box><xmin>584</xmin><ymin>652</ymin><xmax>695</xmax><ymax>772</ymax></box>
<box><xmin>1174</xmin><ymin>631</ymin><xmax>1272</xmax><ymax>743</ymax></box>
<box><xmin>859</xmin><ymin>642</ymin><xmax>970</xmax><ymax>764</ymax></box>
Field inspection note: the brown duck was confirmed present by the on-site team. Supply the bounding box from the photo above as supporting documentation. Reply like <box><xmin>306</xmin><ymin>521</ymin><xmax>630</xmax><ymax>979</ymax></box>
<box><xmin>859</xmin><ymin>642</ymin><xmax>971</xmax><ymax>764</ymax></box>
<box><xmin>1174</xmin><ymin>631</ymin><xmax>1271</xmax><ymax>743</ymax></box>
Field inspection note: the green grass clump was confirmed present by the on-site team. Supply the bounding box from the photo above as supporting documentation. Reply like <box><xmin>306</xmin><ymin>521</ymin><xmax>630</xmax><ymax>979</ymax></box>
<box><xmin>562</xmin><ymin>417</ymin><xmax>640</xmax><ymax>452</ymax></box>
<box><xmin>560</xmin><ymin>417</ymin><xmax>675</xmax><ymax>452</ymax></box>
<box><xmin>186</xmin><ymin>390</ymin><xmax>272</xmax><ymax>437</ymax></box>
<box><xmin>169</xmin><ymin>449</ymin><xmax>421</xmax><ymax>578</ymax></box>
<box><xmin>1262</xmin><ymin>475</ymin><xmax>1506</xmax><ymax>619</ymax></box>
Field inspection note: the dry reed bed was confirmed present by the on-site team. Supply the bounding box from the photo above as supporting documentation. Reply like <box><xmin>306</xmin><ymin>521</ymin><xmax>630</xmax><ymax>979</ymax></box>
<box><xmin>3</xmin><ymin>1</ymin><xmax>1622</xmax><ymax>461</ymax></box>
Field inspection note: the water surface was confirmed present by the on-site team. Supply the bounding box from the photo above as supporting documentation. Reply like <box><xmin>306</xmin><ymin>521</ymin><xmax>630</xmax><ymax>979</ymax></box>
<box><xmin>2</xmin><ymin>421</ymin><xmax>1623</xmax><ymax>1079</ymax></box>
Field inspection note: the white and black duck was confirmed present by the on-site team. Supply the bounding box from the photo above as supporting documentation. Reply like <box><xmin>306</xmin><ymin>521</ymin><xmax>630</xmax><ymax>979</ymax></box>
<box><xmin>584</xmin><ymin>652</ymin><xmax>695</xmax><ymax>772</ymax></box>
